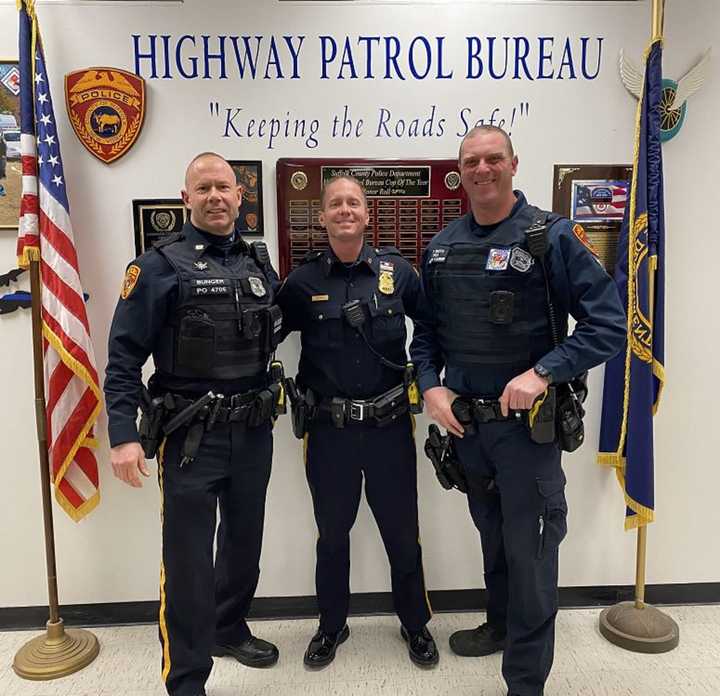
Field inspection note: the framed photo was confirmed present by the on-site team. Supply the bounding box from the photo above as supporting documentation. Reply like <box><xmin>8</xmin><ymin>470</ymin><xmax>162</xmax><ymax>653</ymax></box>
<box><xmin>0</xmin><ymin>59</ymin><xmax>21</xmax><ymax>231</ymax></box>
<box><xmin>132</xmin><ymin>199</ymin><xmax>188</xmax><ymax>256</ymax></box>
<box><xmin>228</xmin><ymin>160</ymin><xmax>263</xmax><ymax>237</ymax></box>
<box><xmin>552</xmin><ymin>164</ymin><xmax>633</xmax><ymax>276</ymax></box>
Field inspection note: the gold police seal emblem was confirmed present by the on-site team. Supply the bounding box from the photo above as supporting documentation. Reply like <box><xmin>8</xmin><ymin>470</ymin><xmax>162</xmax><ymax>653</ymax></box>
<box><xmin>65</xmin><ymin>67</ymin><xmax>146</xmax><ymax>164</ymax></box>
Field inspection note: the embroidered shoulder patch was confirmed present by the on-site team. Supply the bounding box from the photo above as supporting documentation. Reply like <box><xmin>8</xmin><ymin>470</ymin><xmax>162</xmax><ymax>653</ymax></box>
<box><xmin>121</xmin><ymin>264</ymin><xmax>141</xmax><ymax>299</ymax></box>
<box><xmin>573</xmin><ymin>223</ymin><xmax>599</xmax><ymax>257</ymax></box>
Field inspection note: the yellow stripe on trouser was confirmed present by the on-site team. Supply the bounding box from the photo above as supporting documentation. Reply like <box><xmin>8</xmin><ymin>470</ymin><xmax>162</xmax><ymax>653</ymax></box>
<box><xmin>156</xmin><ymin>440</ymin><xmax>172</xmax><ymax>683</ymax></box>
<box><xmin>410</xmin><ymin>415</ymin><xmax>433</xmax><ymax>618</ymax></box>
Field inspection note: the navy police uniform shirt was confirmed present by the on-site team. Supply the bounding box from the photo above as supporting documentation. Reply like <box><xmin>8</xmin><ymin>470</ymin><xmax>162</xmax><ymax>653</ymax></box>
<box><xmin>411</xmin><ymin>191</ymin><xmax>626</xmax><ymax>397</ymax></box>
<box><xmin>104</xmin><ymin>222</ymin><xmax>281</xmax><ymax>448</ymax></box>
<box><xmin>276</xmin><ymin>242</ymin><xmax>419</xmax><ymax>400</ymax></box>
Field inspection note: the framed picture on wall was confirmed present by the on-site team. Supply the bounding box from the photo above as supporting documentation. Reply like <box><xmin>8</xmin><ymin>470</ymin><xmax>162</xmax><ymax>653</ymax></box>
<box><xmin>228</xmin><ymin>160</ymin><xmax>264</xmax><ymax>237</ymax></box>
<box><xmin>0</xmin><ymin>59</ymin><xmax>21</xmax><ymax>231</ymax></box>
<box><xmin>132</xmin><ymin>198</ymin><xmax>188</xmax><ymax>256</ymax></box>
<box><xmin>552</xmin><ymin>164</ymin><xmax>633</xmax><ymax>277</ymax></box>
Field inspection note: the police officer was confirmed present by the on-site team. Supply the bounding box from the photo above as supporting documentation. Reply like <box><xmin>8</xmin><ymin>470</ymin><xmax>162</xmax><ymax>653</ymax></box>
<box><xmin>276</xmin><ymin>176</ymin><xmax>438</xmax><ymax>669</ymax></box>
<box><xmin>105</xmin><ymin>153</ymin><xmax>283</xmax><ymax>696</ymax></box>
<box><xmin>411</xmin><ymin>126</ymin><xmax>626</xmax><ymax>696</ymax></box>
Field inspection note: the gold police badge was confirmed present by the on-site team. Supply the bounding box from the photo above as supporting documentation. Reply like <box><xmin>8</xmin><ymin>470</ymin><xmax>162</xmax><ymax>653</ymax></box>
<box><xmin>65</xmin><ymin>67</ymin><xmax>146</xmax><ymax>164</ymax></box>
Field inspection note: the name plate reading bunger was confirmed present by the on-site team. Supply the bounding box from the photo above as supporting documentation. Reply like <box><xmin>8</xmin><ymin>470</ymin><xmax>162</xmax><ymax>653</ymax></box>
<box><xmin>277</xmin><ymin>158</ymin><xmax>468</xmax><ymax>277</ymax></box>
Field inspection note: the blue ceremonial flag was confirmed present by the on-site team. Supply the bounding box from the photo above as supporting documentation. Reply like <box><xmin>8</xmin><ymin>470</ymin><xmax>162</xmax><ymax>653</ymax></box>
<box><xmin>598</xmin><ymin>37</ymin><xmax>665</xmax><ymax>530</ymax></box>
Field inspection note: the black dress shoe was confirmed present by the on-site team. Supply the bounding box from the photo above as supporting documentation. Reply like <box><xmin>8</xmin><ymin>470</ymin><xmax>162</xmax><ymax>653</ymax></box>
<box><xmin>212</xmin><ymin>636</ymin><xmax>279</xmax><ymax>667</ymax></box>
<box><xmin>303</xmin><ymin>624</ymin><xmax>350</xmax><ymax>668</ymax></box>
<box><xmin>400</xmin><ymin>626</ymin><xmax>439</xmax><ymax>667</ymax></box>
<box><xmin>449</xmin><ymin>622</ymin><xmax>506</xmax><ymax>657</ymax></box>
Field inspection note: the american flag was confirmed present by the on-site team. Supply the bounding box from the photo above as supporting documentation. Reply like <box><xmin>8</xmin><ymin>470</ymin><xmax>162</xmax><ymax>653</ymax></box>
<box><xmin>17</xmin><ymin>1</ymin><xmax>101</xmax><ymax>521</ymax></box>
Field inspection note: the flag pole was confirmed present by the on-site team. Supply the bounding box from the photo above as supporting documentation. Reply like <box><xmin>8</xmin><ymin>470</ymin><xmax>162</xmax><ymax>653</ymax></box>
<box><xmin>598</xmin><ymin>0</ymin><xmax>678</xmax><ymax>653</ymax></box>
<box><xmin>12</xmin><ymin>260</ymin><xmax>99</xmax><ymax>680</ymax></box>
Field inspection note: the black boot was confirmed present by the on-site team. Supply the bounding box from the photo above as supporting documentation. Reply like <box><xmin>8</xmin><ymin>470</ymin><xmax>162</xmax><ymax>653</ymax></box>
<box><xmin>449</xmin><ymin>622</ymin><xmax>506</xmax><ymax>657</ymax></box>
<box><xmin>212</xmin><ymin>635</ymin><xmax>279</xmax><ymax>667</ymax></box>
<box><xmin>303</xmin><ymin>624</ymin><xmax>350</xmax><ymax>668</ymax></box>
<box><xmin>400</xmin><ymin>626</ymin><xmax>439</xmax><ymax>667</ymax></box>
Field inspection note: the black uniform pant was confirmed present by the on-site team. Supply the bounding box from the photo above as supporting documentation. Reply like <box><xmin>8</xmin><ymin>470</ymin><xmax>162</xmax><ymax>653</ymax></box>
<box><xmin>158</xmin><ymin>421</ymin><xmax>272</xmax><ymax>696</ymax></box>
<box><xmin>305</xmin><ymin>415</ymin><xmax>432</xmax><ymax>634</ymax></box>
<box><xmin>453</xmin><ymin>420</ymin><xmax>567</xmax><ymax>696</ymax></box>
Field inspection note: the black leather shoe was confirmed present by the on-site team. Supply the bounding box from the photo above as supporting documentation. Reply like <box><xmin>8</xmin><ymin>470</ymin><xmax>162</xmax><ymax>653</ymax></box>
<box><xmin>400</xmin><ymin>626</ymin><xmax>439</xmax><ymax>667</ymax></box>
<box><xmin>303</xmin><ymin>624</ymin><xmax>350</xmax><ymax>668</ymax></box>
<box><xmin>212</xmin><ymin>636</ymin><xmax>279</xmax><ymax>667</ymax></box>
<box><xmin>449</xmin><ymin>622</ymin><xmax>506</xmax><ymax>656</ymax></box>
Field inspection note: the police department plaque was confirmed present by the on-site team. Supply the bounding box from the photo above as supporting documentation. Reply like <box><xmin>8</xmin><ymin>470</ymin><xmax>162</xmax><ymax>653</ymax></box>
<box><xmin>132</xmin><ymin>198</ymin><xmax>187</xmax><ymax>256</ymax></box>
<box><xmin>277</xmin><ymin>158</ymin><xmax>468</xmax><ymax>277</ymax></box>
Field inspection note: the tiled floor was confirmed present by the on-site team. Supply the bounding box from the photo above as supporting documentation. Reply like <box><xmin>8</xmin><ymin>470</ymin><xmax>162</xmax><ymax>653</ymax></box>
<box><xmin>1</xmin><ymin>606</ymin><xmax>718</xmax><ymax>695</ymax></box>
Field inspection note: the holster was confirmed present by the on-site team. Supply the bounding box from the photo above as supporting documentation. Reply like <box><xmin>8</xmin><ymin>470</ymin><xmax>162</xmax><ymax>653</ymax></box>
<box><xmin>528</xmin><ymin>387</ymin><xmax>557</xmax><ymax>445</ymax></box>
<box><xmin>138</xmin><ymin>387</ymin><xmax>166</xmax><ymax>459</ymax></box>
<box><xmin>424</xmin><ymin>424</ymin><xmax>468</xmax><ymax>493</ymax></box>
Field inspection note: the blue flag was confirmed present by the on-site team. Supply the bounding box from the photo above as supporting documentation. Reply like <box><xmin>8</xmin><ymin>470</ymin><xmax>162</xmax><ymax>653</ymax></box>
<box><xmin>598</xmin><ymin>38</ymin><xmax>665</xmax><ymax>530</ymax></box>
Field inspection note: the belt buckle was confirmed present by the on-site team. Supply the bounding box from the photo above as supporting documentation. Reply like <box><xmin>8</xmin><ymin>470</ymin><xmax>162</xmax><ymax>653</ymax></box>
<box><xmin>349</xmin><ymin>401</ymin><xmax>366</xmax><ymax>421</ymax></box>
<box><xmin>473</xmin><ymin>398</ymin><xmax>493</xmax><ymax>424</ymax></box>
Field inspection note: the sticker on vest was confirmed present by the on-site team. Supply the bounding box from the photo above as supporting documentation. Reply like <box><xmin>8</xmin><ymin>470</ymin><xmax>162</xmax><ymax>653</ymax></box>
<box><xmin>248</xmin><ymin>276</ymin><xmax>267</xmax><ymax>297</ymax></box>
<box><xmin>193</xmin><ymin>261</ymin><xmax>208</xmax><ymax>271</ymax></box>
<box><xmin>509</xmin><ymin>247</ymin><xmax>534</xmax><ymax>273</ymax></box>
<box><xmin>429</xmin><ymin>248</ymin><xmax>449</xmax><ymax>264</ymax></box>
<box><xmin>486</xmin><ymin>248</ymin><xmax>510</xmax><ymax>271</ymax></box>
<box><xmin>121</xmin><ymin>264</ymin><xmax>141</xmax><ymax>299</ymax></box>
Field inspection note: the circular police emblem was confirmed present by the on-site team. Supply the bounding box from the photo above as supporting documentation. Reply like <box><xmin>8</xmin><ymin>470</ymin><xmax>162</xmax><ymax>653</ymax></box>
<box><xmin>444</xmin><ymin>171</ymin><xmax>461</xmax><ymax>190</ymax></box>
<box><xmin>150</xmin><ymin>210</ymin><xmax>176</xmax><ymax>233</ymax></box>
<box><xmin>291</xmin><ymin>171</ymin><xmax>308</xmax><ymax>191</ymax></box>
<box><xmin>85</xmin><ymin>101</ymin><xmax>128</xmax><ymax>145</ymax></box>
<box><xmin>509</xmin><ymin>247</ymin><xmax>534</xmax><ymax>273</ymax></box>
<box><xmin>249</xmin><ymin>276</ymin><xmax>266</xmax><ymax>297</ymax></box>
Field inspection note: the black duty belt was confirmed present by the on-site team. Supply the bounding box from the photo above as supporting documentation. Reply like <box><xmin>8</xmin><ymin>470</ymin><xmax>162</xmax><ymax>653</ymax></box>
<box><xmin>317</xmin><ymin>383</ymin><xmax>409</xmax><ymax>427</ymax></box>
<box><xmin>166</xmin><ymin>390</ymin><xmax>259</xmax><ymax>425</ymax></box>
<box><xmin>453</xmin><ymin>396</ymin><xmax>521</xmax><ymax>428</ymax></box>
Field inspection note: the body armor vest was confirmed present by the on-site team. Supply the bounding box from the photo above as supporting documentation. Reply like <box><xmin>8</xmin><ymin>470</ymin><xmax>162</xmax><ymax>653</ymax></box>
<box><xmin>153</xmin><ymin>234</ymin><xmax>281</xmax><ymax>380</ymax></box>
<box><xmin>427</xmin><ymin>205</ymin><xmax>565</xmax><ymax>373</ymax></box>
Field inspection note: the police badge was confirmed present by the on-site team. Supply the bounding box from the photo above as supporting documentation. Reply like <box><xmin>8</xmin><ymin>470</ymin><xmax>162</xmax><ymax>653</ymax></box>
<box><xmin>248</xmin><ymin>276</ymin><xmax>267</xmax><ymax>297</ymax></box>
<box><xmin>509</xmin><ymin>246</ymin><xmax>534</xmax><ymax>273</ymax></box>
<box><xmin>378</xmin><ymin>261</ymin><xmax>395</xmax><ymax>295</ymax></box>
<box><xmin>65</xmin><ymin>67</ymin><xmax>146</xmax><ymax>164</ymax></box>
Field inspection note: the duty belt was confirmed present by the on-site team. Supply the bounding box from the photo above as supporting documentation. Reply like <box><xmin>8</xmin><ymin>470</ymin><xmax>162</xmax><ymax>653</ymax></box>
<box><xmin>166</xmin><ymin>390</ymin><xmax>259</xmax><ymax>426</ymax></box>
<box><xmin>452</xmin><ymin>396</ymin><xmax>519</xmax><ymax>432</ymax></box>
<box><xmin>317</xmin><ymin>383</ymin><xmax>409</xmax><ymax>427</ymax></box>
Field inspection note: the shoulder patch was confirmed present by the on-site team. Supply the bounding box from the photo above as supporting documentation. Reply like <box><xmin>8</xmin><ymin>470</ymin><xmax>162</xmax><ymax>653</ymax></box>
<box><xmin>152</xmin><ymin>232</ymin><xmax>184</xmax><ymax>249</ymax></box>
<box><xmin>302</xmin><ymin>250</ymin><xmax>324</xmax><ymax>264</ymax></box>
<box><xmin>121</xmin><ymin>264</ymin><xmax>141</xmax><ymax>299</ymax></box>
<box><xmin>572</xmin><ymin>223</ymin><xmax>599</xmax><ymax>257</ymax></box>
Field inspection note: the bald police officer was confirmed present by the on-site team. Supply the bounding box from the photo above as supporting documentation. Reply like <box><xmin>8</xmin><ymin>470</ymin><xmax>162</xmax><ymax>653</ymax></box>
<box><xmin>105</xmin><ymin>153</ymin><xmax>283</xmax><ymax>696</ymax></box>
<box><xmin>411</xmin><ymin>127</ymin><xmax>625</xmax><ymax>696</ymax></box>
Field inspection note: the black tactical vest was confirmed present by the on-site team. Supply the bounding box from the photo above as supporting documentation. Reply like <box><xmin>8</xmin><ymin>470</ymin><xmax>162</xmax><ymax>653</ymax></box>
<box><xmin>153</xmin><ymin>234</ymin><xmax>281</xmax><ymax>380</ymax></box>
<box><xmin>427</xmin><ymin>205</ymin><xmax>565</xmax><ymax>373</ymax></box>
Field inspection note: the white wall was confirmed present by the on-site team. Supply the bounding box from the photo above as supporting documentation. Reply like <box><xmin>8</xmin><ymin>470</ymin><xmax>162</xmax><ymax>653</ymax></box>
<box><xmin>0</xmin><ymin>0</ymin><xmax>718</xmax><ymax>608</ymax></box>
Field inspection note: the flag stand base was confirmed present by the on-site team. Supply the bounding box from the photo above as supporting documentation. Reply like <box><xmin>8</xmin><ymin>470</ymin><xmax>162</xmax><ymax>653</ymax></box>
<box><xmin>12</xmin><ymin>618</ymin><xmax>99</xmax><ymax>680</ymax></box>
<box><xmin>599</xmin><ymin>601</ymin><xmax>679</xmax><ymax>653</ymax></box>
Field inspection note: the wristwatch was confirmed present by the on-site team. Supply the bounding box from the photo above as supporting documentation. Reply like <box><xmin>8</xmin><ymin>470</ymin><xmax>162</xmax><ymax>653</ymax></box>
<box><xmin>533</xmin><ymin>364</ymin><xmax>553</xmax><ymax>384</ymax></box>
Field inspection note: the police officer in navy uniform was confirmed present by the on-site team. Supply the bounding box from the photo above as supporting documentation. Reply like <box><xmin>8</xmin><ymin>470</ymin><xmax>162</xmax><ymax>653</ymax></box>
<box><xmin>276</xmin><ymin>175</ymin><xmax>438</xmax><ymax>669</ymax></box>
<box><xmin>411</xmin><ymin>127</ymin><xmax>626</xmax><ymax>696</ymax></box>
<box><xmin>105</xmin><ymin>153</ymin><xmax>282</xmax><ymax>696</ymax></box>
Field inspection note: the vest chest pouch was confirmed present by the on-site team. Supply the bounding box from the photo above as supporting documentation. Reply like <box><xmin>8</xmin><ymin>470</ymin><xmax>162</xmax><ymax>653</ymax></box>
<box><xmin>176</xmin><ymin>309</ymin><xmax>216</xmax><ymax>373</ymax></box>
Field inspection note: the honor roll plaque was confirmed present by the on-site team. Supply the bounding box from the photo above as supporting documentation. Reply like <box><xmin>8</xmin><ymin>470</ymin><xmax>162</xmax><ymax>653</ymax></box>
<box><xmin>276</xmin><ymin>158</ymin><xmax>468</xmax><ymax>277</ymax></box>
